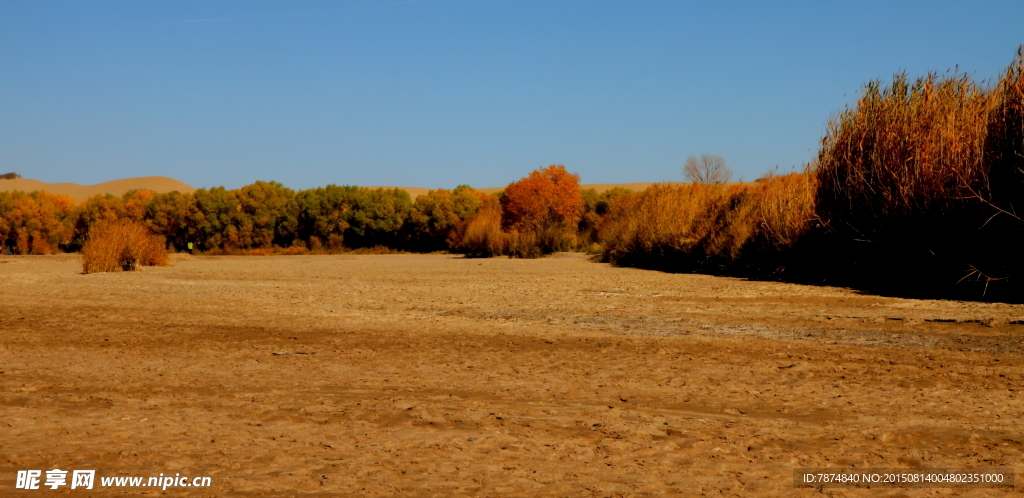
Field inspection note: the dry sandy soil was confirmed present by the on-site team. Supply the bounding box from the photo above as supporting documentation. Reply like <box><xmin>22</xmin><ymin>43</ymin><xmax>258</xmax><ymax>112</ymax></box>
<box><xmin>1</xmin><ymin>253</ymin><xmax>1022</xmax><ymax>496</ymax></box>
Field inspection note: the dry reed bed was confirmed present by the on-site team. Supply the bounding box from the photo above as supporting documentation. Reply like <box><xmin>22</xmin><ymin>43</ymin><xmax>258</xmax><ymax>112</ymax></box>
<box><xmin>600</xmin><ymin>173</ymin><xmax>816</xmax><ymax>272</ymax></box>
<box><xmin>814</xmin><ymin>48</ymin><xmax>1024</xmax><ymax>297</ymax></box>
<box><xmin>603</xmin><ymin>48</ymin><xmax>1024</xmax><ymax>299</ymax></box>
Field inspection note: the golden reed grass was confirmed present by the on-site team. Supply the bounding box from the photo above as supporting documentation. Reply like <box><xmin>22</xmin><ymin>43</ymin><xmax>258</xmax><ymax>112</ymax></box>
<box><xmin>456</xmin><ymin>208</ymin><xmax>510</xmax><ymax>257</ymax></box>
<box><xmin>600</xmin><ymin>172</ymin><xmax>817</xmax><ymax>270</ymax></box>
<box><xmin>601</xmin><ymin>48</ymin><xmax>1024</xmax><ymax>298</ymax></box>
<box><xmin>815</xmin><ymin>72</ymin><xmax>993</xmax><ymax>231</ymax></box>
<box><xmin>81</xmin><ymin>219</ymin><xmax>170</xmax><ymax>273</ymax></box>
<box><xmin>817</xmin><ymin>48</ymin><xmax>1023</xmax><ymax>232</ymax></box>
<box><xmin>812</xmin><ymin>48</ymin><xmax>1024</xmax><ymax>295</ymax></box>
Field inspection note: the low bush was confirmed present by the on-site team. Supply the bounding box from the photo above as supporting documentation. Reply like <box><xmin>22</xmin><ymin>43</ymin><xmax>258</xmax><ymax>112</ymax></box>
<box><xmin>81</xmin><ymin>220</ymin><xmax>170</xmax><ymax>273</ymax></box>
<box><xmin>455</xmin><ymin>205</ymin><xmax>582</xmax><ymax>259</ymax></box>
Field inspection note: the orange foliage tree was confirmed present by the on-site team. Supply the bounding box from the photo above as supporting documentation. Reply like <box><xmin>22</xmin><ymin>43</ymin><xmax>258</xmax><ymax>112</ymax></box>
<box><xmin>0</xmin><ymin>190</ymin><xmax>77</xmax><ymax>254</ymax></box>
<box><xmin>123</xmin><ymin>189</ymin><xmax>154</xmax><ymax>221</ymax></box>
<box><xmin>501</xmin><ymin>165</ymin><xmax>584</xmax><ymax>231</ymax></box>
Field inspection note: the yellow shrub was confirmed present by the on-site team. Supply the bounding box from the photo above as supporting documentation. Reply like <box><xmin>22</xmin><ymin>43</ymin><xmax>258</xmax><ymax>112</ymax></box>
<box><xmin>81</xmin><ymin>220</ymin><xmax>170</xmax><ymax>273</ymax></box>
<box><xmin>456</xmin><ymin>208</ymin><xmax>511</xmax><ymax>257</ymax></box>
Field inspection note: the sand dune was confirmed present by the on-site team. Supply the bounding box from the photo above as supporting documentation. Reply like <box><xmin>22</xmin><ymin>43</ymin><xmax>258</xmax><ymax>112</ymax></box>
<box><xmin>0</xmin><ymin>176</ymin><xmax>196</xmax><ymax>202</ymax></box>
<box><xmin>3</xmin><ymin>176</ymin><xmax>753</xmax><ymax>203</ymax></box>
<box><xmin>364</xmin><ymin>186</ymin><xmax>435</xmax><ymax>198</ymax></box>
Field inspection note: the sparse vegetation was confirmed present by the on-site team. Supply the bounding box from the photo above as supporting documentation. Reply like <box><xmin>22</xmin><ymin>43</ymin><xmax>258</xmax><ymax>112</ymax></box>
<box><xmin>0</xmin><ymin>172</ymin><xmax>21</xmax><ymax>180</ymax></box>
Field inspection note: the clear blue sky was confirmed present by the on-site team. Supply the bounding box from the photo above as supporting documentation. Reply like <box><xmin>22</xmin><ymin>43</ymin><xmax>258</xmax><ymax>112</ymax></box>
<box><xmin>2</xmin><ymin>1</ymin><xmax>1022</xmax><ymax>190</ymax></box>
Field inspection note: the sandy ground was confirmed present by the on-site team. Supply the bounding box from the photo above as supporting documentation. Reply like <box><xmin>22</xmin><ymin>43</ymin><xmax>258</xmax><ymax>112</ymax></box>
<box><xmin>1</xmin><ymin>253</ymin><xmax>1022</xmax><ymax>496</ymax></box>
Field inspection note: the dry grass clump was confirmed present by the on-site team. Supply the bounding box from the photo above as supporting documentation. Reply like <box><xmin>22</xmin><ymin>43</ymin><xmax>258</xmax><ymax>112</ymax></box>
<box><xmin>600</xmin><ymin>183</ymin><xmax>718</xmax><ymax>266</ymax></box>
<box><xmin>456</xmin><ymin>208</ymin><xmax>511</xmax><ymax>258</ymax></box>
<box><xmin>81</xmin><ymin>220</ymin><xmax>170</xmax><ymax>273</ymax></box>
<box><xmin>752</xmin><ymin>171</ymin><xmax>818</xmax><ymax>248</ymax></box>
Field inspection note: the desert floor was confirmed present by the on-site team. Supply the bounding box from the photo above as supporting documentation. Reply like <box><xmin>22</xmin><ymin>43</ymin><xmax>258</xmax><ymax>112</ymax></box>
<box><xmin>1</xmin><ymin>253</ymin><xmax>1022</xmax><ymax>497</ymax></box>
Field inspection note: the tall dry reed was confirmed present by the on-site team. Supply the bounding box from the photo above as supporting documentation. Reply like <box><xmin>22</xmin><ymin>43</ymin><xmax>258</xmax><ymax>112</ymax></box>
<box><xmin>816</xmin><ymin>71</ymin><xmax>993</xmax><ymax>237</ymax></box>
<box><xmin>455</xmin><ymin>208</ymin><xmax>511</xmax><ymax>258</ymax></box>
<box><xmin>600</xmin><ymin>172</ymin><xmax>817</xmax><ymax>272</ymax></box>
<box><xmin>814</xmin><ymin>48</ymin><xmax>1024</xmax><ymax>296</ymax></box>
<box><xmin>602</xmin><ymin>48</ymin><xmax>1024</xmax><ymax>299</ymax></box>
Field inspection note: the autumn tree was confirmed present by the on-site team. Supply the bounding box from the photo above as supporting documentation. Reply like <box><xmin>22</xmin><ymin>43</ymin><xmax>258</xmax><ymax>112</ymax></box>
<box><xmin>72</xmin><ymin>194</ymin><xmax>128</xmax><ymax>247</ymax></box>
<box><xmin>0</xmin><ymin>191</ymin><xmax>76</xmax><ymax>254</ymax></box>
<box><xmin>190</xmin><ymin>187</ymin><xmax>240</xmax><ymax>250</ymax></box>
<box><xmin>295</xmin><ymin>185</ymin><xmax>357</xmax><ymax>249</ymax></box>
<box><xmin>295</xmin><ymin>186</ymin><xmax>413</xmax><ymax>249</ymax></box>
<box><xmin>144</xmin><ymin>191</ymin><xmax>196</xmax><ymax>250</ymax></box>
<box><xmin>578</xmin><ymin>187</ymin><xmax>633</xmax><ymax>241</ymax></box>
<box><xmin>235</xmin><ymin>181</ymin><xmax>298</xmax><ymax>248</ymax></box>
<box><xmin>683</xmin><ymin>154</ymin><xmax>732</xmax><ymax>184</ymax></box>
<box><xmin>501</xmin><ymin>165</ymin><xmax>584</xmax><ymax>231</ymax></box>
<box><xmin>407</xmin><ymin>185</ymin><xmax>496</xmax><ymax>251</ymax></box>
<box><xmin>123</xmin><ymin>190</ymin><xmax>154</xmax><ymax>221</ymax></box>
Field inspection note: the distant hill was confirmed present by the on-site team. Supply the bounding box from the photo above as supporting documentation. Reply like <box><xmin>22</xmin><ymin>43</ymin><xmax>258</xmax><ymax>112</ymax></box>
<box><xmin>368</xmin><ymin>182</ymin><xmax>694</xmax><ymax>199</ymax></box>
<box><xmin>1</xmin><ymin>176</ymin><xmax>749</xmax><ymax>203</ymax></box>
<box><xmin>0</xmin><ymin>176</ymin><xmax>196</xmax><ymax>202</ymax></box>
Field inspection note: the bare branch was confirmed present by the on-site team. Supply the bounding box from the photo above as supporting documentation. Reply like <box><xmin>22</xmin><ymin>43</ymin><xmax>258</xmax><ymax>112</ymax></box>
<box><xmin>683</xmin><ymin>154</ymin><xmax>732</xmax><ymax>184</ymax></box>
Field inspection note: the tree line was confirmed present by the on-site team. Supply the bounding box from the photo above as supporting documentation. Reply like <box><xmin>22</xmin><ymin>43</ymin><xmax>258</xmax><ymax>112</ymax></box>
<box><xmin>0</xmin><ymin>167</ymin><xmax>630</xmax><ymax>256</ymax></box>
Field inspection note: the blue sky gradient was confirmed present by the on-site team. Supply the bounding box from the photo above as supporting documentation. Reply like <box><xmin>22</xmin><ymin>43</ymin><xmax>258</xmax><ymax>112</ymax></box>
<box><xmin>2</xmin><ymin>1</ymin><xmax>1022</xmax><ymax>189</ymax></box>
